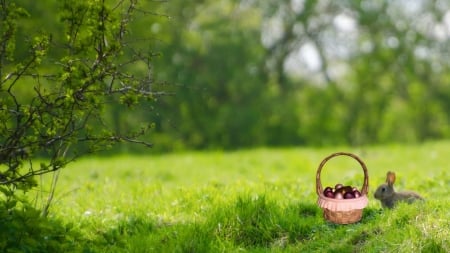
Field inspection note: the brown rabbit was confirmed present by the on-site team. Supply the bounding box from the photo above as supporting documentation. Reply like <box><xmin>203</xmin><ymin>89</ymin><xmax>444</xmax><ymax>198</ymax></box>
<box><xmin>374</xmin><ymin>171</ymin><xmax>424</xmax><ymax>208</ymax></box>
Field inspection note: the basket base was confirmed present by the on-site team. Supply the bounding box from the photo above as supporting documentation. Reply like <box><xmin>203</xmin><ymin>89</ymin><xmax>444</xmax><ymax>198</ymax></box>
<box><xmin>322</xmin><ymin>208</ymin><xmax>363</xmax><ymax>224</ymax></box>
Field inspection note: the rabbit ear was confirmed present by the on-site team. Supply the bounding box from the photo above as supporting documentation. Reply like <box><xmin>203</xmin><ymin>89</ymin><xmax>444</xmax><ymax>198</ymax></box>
<box><xmin>386</xmin><ymin>171</ymin><xmax>396</xmax><ymax>186</ymax></box>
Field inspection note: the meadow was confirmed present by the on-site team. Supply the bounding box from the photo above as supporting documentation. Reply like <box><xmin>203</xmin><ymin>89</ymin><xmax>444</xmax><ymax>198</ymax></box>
<box><xmin>12</xmin><ymin>141</ymin><xmax>450</xmax><ymax>252</ymax></box>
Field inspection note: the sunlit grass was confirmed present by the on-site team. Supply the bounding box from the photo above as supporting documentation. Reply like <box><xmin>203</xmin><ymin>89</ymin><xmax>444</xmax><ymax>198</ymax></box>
<box><xmin>32</xmin><ymin>140</ymin><xmax>450</xmax><ymax>252</ymax></box>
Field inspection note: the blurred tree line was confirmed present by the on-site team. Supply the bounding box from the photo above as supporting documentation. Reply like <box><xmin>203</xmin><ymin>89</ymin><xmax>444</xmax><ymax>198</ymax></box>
<box><xmin>8</xmin><ymin>0</ymin><xmax>450</xmax><ymax>152</ymax></box>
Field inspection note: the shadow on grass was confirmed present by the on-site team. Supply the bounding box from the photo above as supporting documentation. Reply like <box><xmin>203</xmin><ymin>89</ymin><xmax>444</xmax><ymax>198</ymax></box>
<box><xmin>209</xmin><ymin>195</ymin><xmax>322</xmax><ymax>248</ymax></box>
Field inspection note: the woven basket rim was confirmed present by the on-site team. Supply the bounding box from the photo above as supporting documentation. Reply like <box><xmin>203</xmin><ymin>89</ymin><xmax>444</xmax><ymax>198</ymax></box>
<box><xmin>318</xmin><ymin>193</ymin><xmax>368</xmax><ymax>211</ymax></box>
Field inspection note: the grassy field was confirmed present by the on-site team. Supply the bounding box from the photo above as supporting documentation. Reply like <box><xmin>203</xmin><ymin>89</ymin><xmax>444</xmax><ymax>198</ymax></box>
<box><xmin>18</xmin><ymin>141</ymin><xmax>450</xmax><ymax>252</ymax></box>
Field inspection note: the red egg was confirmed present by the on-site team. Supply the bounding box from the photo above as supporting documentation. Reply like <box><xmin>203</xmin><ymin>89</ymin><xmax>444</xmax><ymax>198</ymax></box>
<box><xmin>335</xmin><ymin>183</ymin><xmax>344</xmax><ymax>190</ymax></box>
<box><xmin>340</xmin><ymin>186</ymin><xmax>353</xmax><ymax>194</ymax></box>
<box><xmin>325</xmin><ymin>191</ymin><xmax>334</xmax><ymax>198</ymax></box>
<box><xmin>323</xmin><ymin>186</ymin><xmax>333</xmax><ymax>194</ymax></box>
<box><xmin>334</xmin><ymin>192</ymin><xmax>344</xmax><ymax>199</ymax></box>
<box><xmin>344</xmin><ymin>192</ymin><xmax>355</xmax><ymax>199</ymax></box>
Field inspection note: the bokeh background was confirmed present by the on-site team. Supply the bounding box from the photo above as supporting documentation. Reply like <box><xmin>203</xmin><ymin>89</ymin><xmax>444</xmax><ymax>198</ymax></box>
<box><xmin>13</xmin><ymin>0</ymin><xmax>450</xmax><ymax>152</ymax></box>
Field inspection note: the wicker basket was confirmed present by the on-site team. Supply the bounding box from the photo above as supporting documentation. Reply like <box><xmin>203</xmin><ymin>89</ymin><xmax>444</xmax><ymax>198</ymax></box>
<box><xmin>316</xmin><ymin>152</ymin><xmax>369</xmax><ymax>224</ymax></box>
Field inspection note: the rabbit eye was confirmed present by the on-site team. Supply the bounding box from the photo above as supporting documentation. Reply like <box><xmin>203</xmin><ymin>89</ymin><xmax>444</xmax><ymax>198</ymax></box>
<box><xmin>382</xmin><ymin>187</ymin><xmax>386</xmax><ymax>192</ymax></box>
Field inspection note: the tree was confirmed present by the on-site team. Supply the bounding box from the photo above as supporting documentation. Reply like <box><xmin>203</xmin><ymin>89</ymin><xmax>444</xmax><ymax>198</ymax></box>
<box><xmin>254</xmin><ymin>0</ymin><xmax>450</xmax><ymax>145</ymax></box>
<box><xmin>0</xmin><ymin>0</ymin><xmax>165</xmax><ymax>206</ymax></box>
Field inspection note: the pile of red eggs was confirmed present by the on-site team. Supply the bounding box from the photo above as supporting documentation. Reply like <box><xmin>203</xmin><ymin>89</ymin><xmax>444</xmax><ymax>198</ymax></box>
<box><xmin>323</xmin><ymin>183</ymin><xmax>362</xmax><ymax>199</ymax></box>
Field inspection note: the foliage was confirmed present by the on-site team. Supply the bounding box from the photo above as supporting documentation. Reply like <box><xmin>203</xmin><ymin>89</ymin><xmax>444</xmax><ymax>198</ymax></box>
<box><xmin>3</xmin><ymin>0</ymin><xmax>450</xmax><ymax>153</ymax></box>
<box><xmin>0</xmin><ymin>196</ymin><xmax>82</xmax><ymax>252</ymax></box>
<box><xmin>146</xmin><ymin>0</ymin><xmax>450</xmax><ymax>150</ymax></box>
<box><xmin>150</xmin><ymin>0</ymin><xmax>305</xmax><ymax>150</ymax></box>
<box><xmin>0</xmin><ymin>0</ymin><xmax>164</xmax><ymax>194</ymax></box>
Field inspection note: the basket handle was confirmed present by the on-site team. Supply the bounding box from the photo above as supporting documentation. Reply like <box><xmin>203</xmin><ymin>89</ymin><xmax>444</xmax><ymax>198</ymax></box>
<box><xmin>315</xmin><ymin>152</ymin><xmax>369</xmax><ymax>196</ymax></box>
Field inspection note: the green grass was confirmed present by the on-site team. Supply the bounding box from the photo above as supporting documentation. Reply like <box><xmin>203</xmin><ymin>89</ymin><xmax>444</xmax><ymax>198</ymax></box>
<box><xmin>13</xmin><ymin>141</ymin><xmax>450</xmax><ymax>252</ymax></box>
